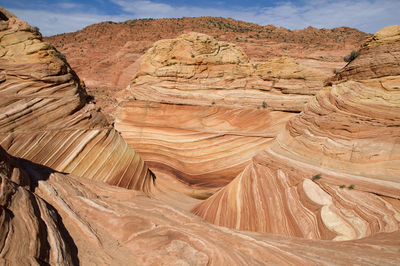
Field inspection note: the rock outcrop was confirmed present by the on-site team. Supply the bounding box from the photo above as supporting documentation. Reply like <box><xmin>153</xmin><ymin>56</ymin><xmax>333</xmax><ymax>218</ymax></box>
<box><xmin>1</xmin><ymin>8</ymin><xmax>400</xmax><ymax>265</ymax></box>
<box><xmin>116</xmin><ymin>101</ymin><xmax>295</xmax><ymax>198</ymax></box>
<box><xmin>193</xmin><ymin>26</ymin><xmax>400</xmax><ymax>240</ymax></box>
<box><xmin>0</xmin><ymin>146</ymin><xmax>78</xmax><ymax>265</ymax></box>
<box><xmin>44</xmin><ymin>17</ymin><xmax>369</xmax><ymax>92</ymax></box>
<box><xmin>2</xmin><ymin>145</ymin><xmax>400</xmax><ymax>265</ymax></box>
<box><xmin>116</xmin><ymin>33</ymin><xmax>327</xmax><ymax>197</ymax></box>
<box><xmin>331</xmin><ymin>25</ymin><xmax>400</xmax><ymax>81</ymax></box>
<box><xmin>0</xmin><ymin>7</ymin><xmax>154</xmax><ymax>192</ymax></box>
<box><xmin>130</xmin><ymin>32</ymin><xmax>328</xmax><ymax>112</ymax></box>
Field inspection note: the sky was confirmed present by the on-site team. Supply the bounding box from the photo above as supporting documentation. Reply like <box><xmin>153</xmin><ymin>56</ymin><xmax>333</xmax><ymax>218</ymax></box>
<box><xmin>1</xmin><ymin>0</ymin><xmax>399</xmax><ymax>36</ymax></box>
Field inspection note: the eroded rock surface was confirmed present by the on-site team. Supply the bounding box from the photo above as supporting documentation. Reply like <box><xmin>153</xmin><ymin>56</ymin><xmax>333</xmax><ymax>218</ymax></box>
<box><xmin>0</xmin><ymin>7</ymin><xmax>154</xmax><ymax>192</ymax></box>
<box><xmin>1</xmin><ymin>8</ymin><xmax>400</xmax><ymax>265</ymax></box>
<box><xmin>116</xmin><ymin>101</ymin><xmax>295</xmax><ymax>198</ymax></box>
<box><xmin>331</xmin><ymin>25</ymin><xmax>400</xmax><ymax>82</ymax></box>
<box><xmin>130</xmin><ymin>32</ymin><xmax>328</xmax><ymax>112</ymax></box>
<box><xmin>1</xmin><ymin>145</ymin><xmax>400</xmax><ymax>265</ymax></box>
<box><xmin>116</xmin><ymin>33</ymin><xmax>327</xmax><ymax>198</ymax></box>
<box><xmin>193</xmin><ymin>26</ymin><xmax>400</xmax><ymax>241</ymax></box>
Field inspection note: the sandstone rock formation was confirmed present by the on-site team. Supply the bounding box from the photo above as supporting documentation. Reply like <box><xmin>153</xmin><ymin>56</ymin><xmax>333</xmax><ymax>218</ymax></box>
<box><xmin>0</xmin><ymin>8</ymin><xmax>154</xmax><ymax>192</ymax></box>
<box><xmin>116</xmin><ymin>101</ymin><xmax>295</xmax><ymax>198</ymax></box>
<box><xmin>44</xmin><ymin>17</ymin><xmax>369</xmax><ymax>91</ymax></box>
<box><xmin>116</xmin><ymin>33</ymin><xmax>329</xmax><ymax>197</ymax></box>
<box><xmin>331</xmin><ymin>25</ymin><xmax>400</xmax><ymax>82</ymax></box>
<box><xmin>193</xmin><ymin>26</ymin><xmax>400</xmax><ymax>241</ymax></box>
<box><xmin>0</xmin><ymin>146</ymin><xmax>78</xmax><ymax>265</ymax></box>
<box><xmin>2</xmin><ymin>145</ymin><xmax>400</xmax><ymax>265</ymax></box>
<box><xmin>2</xmin><ymin>7</ymin><xmax>400</xmax><ymax>265</ymax></box>
<box><xmin>130</xmin><ymin>32</ymin><xmax>328</xmax><ymax>112</ymax></box>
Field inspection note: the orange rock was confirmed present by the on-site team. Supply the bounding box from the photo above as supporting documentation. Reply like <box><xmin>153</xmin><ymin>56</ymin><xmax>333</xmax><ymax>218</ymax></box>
<box><xmin>129</xmin><ymin>32</ymin><xmax>328</xmax><ymax>112</ymax></box>
<box><xmin>193</xmin><ymin>26</ymin><xmax>400</xmax><ymax>240</ymax></box>
<box><xmin>117</xmin><ymin>33</ymin><xmax>329</xmax><ymax>198</ymax></box>
<box><xmin>2</xmin><ymin>145</ymin><xmax>400</xmax><ymax>264</ymax></box>
<box><xmin>0</xmin><ymin>7</ymin><xmax>154</xmax><ymax>192</ymax></box>
<box><xmin>116</xmin><ymin>100</ymin><xmax>295</xmax><ymax>198</ymax></box>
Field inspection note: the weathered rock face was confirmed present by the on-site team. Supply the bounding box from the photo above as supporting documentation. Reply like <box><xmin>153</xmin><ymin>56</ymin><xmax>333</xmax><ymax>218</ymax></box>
<box><xmin>44</xmin><ymin>17</ymin><xmax>369</xmax><ymax>92</ymax></box>
<box><xmin>0</xmin><ymin>146</ymin><xmax>78</xmax><ymax>265</ymax></box>
<box><xmin>1</xmin><ymin>9</ymin><xmax>400</xmax><ymax>264</ymax></box>
<box><xmin>0</xmin><ymin>8</ymin><xmax>154</xmax><ymax>192</ymax></box>
<box><xmin>116</xmin><ymin>101</ymin><xmax>295</xmax><ymax>199</ymax></box>
<box><xmin>2</xmin><ymin>145</ymin><xmax>400</xmax><ymax>265</ymax></box>
<box><xmin>193</xmin><ymin>26</ymin><xmax>400</xmax><ymax>240</ymax></box>
<box><xmin>130</xmin><ymin>32</ymin><xmax>328</xmax><ymax>112</ymax></box>
<box><xmin>117</xmin><ymin>33</ymin><xmax>327</xmax><ymax>197</ymax></box>
<box><xmin>331</xmin><ymin>25</ymin><xmax>400</xmax><ymax>82</ymax></box>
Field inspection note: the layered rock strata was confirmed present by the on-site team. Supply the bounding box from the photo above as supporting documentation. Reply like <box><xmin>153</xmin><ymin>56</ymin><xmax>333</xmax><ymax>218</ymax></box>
<box><xmin>331</xmin><ymin>25</ymin><xmax>400</xmax><ymax>82</ymax></box>
<box><xmin>0</xmin><ymin>8</ymin><xmax>154</xmax><ymax>192</ymax></box>
<box><xmin>2</xmin><ymin>145</ymin><xmax>400</xmax><ymax>265</ymax></box>
<box><xmin>117</xmin><ymin>33</ymin><xmax>326</xmax><ymax>196</ymax></box>
<box><xmin>193</xmin><ymin>26</ymin><xmax>400</xmax><ymax>240</ymax></box>
<box><xmin>116</xmin><ymin>101</ymin><xmax>295</xmax><ymax>198</ymax></box>
<box><xmin>129</xmin><ymin>32</ymin><xmax>328</xmax><ymax>112</ymax></box>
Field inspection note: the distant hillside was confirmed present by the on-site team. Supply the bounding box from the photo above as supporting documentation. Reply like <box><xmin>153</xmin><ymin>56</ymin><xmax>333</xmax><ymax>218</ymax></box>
<box><xmin>45</xmin><ymin>17</ymin><xmax>369</xmax><ymax>86</ymax></box>
<box><xmin>44</xmin><ymin>17</ymin><xmax>370</xmax><ymax>121</ymax></box>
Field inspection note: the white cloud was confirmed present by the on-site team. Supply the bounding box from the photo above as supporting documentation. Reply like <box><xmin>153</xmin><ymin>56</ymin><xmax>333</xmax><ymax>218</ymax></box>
<box><xmin>8</xmin><ymin>8</ymin><xmax>131</xmax><ymax>36</ymax></box>
<box><xmin>110</xmin><ymin>0</ymin><xmax>400</xmax><ymax>33</ymax></box>
<box><xmin>8</xmin><ymin>0</ymin><xmax>400</xmax><ymax>36</ymax></box>
<box><xmin>57</xmin><ymin>2</ymin><xmax>83</xmax><ymax>9</ymax></box>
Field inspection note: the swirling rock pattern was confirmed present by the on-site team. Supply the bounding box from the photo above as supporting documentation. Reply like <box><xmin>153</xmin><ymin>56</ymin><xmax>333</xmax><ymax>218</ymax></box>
<box><xmin>129</xmin><ymin>32</ymin><xmax>328</xmax><ymax>112</ymax></box>
<box><xmin>117</xmin><ymin>32</ymin><xmax>327</xmax><ymax>197</ymax></box>
<box><xmin>2</xmin><ymin>145</ymin><xmax>400</xmax><ymax>265</ymax></box>
<box><xmin>0</xmin><ymin>8</ymin><xmax>154</xmax><ymax>192</ymax></box>
<box><xmin>193</xmin><ymin>26</ymin><xmax>400</xmax><ymax>240</ymax></box>
<box><xmin>116</xmin><ymin>100</ymin><xmax>295</xmax><ymax>198</ymax></box>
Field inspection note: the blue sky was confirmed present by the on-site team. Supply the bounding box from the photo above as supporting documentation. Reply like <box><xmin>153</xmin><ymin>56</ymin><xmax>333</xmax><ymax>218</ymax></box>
<box><xmin>1</xmin><ymin>0</ymin><xmax>399</xmax><ymax>36</ymax></box>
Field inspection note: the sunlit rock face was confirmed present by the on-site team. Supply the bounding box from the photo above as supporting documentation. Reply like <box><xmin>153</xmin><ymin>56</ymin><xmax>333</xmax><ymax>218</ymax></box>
<box><xmin>130</xmin><ymin>32</ymin><xmax>328</xmax><ymax>112</ymax></box>
<box><xmin>330</xmin><ymin>25</ymin><xmax>400</xmax><ymax>82</ymax></box>
<box><xmin>0</xmin><ymin>7</ymin><xmax>154</xmax><ymax>192</ymax></box>
<box><xmin>1</xmin><ymin>145</ymin><xmax>400</xmax><ymax>265</ymax></box>
<box><xmin>116</xmin><ymin>32</ymin><xmax>327</xmax><ymax>198</ymax></box>
<box><xmin>1</xmin><ymin>7</ymin><xmax>400</xmax><ymax>265</ymax></box>
<box><xmin>193</xmin><ymin>26</ymin><xmax>400</xmax><ymax>240</ymax></box>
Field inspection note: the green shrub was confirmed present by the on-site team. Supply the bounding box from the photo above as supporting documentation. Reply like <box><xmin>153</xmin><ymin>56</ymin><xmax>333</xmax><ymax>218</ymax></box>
<box><xmin>343</xmin><ymin>50</ymin><xmax>359</xmax><ymax>62</ymax></box>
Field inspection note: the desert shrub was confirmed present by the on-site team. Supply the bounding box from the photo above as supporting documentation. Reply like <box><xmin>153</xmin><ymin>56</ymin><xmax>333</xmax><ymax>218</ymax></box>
<box><xmin>262</xmin><ymin>101</ymin><xmax>267</xmax><ymax>108</ymax></box>
<box><xmin>343</xmin><ymin>50</ymin><xmax>359</xmax><ymax>62</ymax></box>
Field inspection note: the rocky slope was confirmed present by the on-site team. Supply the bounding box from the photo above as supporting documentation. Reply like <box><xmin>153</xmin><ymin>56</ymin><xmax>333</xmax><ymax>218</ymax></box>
<box><xmin>44</xmin><ymin>17</ymin><xmax>369</xmax><ymax>121</ymax></box>
<box><xmin>0</xmin><ymin>8</ymin><xmax>154</xmax><ymax>192</ymax></box>
<box><xmin>193</xmin><ymin>25</ymin><xmax>400</xmax><ymax>241</ymax></box>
